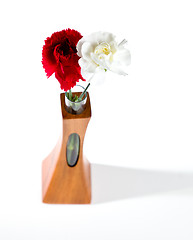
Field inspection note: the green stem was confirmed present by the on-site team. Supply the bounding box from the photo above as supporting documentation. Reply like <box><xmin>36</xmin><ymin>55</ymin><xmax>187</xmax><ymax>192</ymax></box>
<box><xmin>78</xmin><ymin>83</ymin><xmax>90</xmax><ymax>101</ymax></box>
<box><xmin>69</xmin><ymin>89</ymin><xmax>72</xmax><ymax>101</ymax></box>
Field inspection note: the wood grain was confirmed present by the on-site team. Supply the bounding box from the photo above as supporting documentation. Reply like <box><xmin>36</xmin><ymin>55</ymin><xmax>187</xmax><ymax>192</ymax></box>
<box><xmin>42</xmin><ymin>93</ymin><xmax>91</xmax><ymax>204</ymax></box>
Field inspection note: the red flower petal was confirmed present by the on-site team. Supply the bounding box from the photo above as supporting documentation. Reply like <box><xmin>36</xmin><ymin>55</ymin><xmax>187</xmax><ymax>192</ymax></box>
<box><xmin>55</xmin><ymin>53</ymin><xmax>85</xmax><ymax>91</ymax></box>
<box><xmin>42</xmin><ymin>28</ymin><xmax>84</xmax><ymax>91</ymax></box>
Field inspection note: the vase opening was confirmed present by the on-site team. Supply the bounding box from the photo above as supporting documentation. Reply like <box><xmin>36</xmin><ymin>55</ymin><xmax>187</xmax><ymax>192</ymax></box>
<box><xmin>64</xmin><ymin>85</ymin><xmax>87</xmax><ymax>115</ymax></box>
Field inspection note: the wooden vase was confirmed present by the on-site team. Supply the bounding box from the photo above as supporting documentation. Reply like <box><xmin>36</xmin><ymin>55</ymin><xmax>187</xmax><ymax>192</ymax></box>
<box><xmin>42</xmin><ymin>92</ymin><xmax>91</xmax><ymax>204</ymax></box>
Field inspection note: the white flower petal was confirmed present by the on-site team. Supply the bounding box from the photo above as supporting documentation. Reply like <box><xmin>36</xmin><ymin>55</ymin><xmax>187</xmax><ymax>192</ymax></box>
<box><xmin>76</xmin><ymin>38</ymin><xmax>84</xmax><ymax>57</ymax></box>
<box><xmin>92</xmin><ymin>68</ymin><xmax>106</xmax><ymax>85</ymax></box>
<box><xmin>109</xmin><ymin>64</ymin><xmax>128</xmax><ymax>76</ymax></box>
<box><xmin>84</xmin><ymin>31</ymin><xmax>115</xmax><ymax>45</ymax></box>
<box><xmin>97</xmin><ymin>32</ymin><xmax>115</xmax><ymax>44</ymax></box>
<box><xmin>90</xmin><ymin>52</ymin><xmax>110</xmax><ymax>70</ymax></box>
<box><xmin>113</xmin><ymin>48</ymin><xmax>131</xmax><ymax>66</ymax></box>
<box><xmin>81</xmin><ymin>69</ymin><xmax>94</xmax><ymax>81</ymax></box>
<box><xmin>76</xmin><ymin>31</ymin><xmax>131</xmax><ymax>83</ymax></box>
<box><xmin>81</xmin><ymin>42</ymin><xmax>94</xmax><ymax>61</ymax></box>
<box><xmin>109</xmin><ymin>41</ymin><xmax>118</xmax><ymax>54</ymax></box>
<box><xmin>78</xmin><ymin>58</ymin><xmax>97</xmax><ymax>73</ymax></box>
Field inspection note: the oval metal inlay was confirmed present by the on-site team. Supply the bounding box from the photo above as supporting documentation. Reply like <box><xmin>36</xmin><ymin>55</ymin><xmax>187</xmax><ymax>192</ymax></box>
<box><xmin>66</xmin><ymin>133</ymin><xmax>80</xmax><ymax>167</ymax></box>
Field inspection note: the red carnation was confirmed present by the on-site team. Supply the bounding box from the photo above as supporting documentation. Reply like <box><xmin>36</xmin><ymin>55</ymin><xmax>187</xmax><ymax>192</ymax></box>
<box><xmin>42</xmin><ymin>28</ymin><xmax>85</xmax><ymax>91</ymax></box>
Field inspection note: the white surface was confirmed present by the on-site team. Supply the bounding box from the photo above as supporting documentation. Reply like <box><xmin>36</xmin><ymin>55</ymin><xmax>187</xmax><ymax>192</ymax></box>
<box><xmin>0</xmin><ymin>0</ymin><xmax>193</xmax><ymax>239</ymax></box>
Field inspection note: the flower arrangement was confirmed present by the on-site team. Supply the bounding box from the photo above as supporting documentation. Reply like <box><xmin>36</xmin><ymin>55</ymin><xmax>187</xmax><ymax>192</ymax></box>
<box><xmin>42</xmin><ymin>28</ymin><xmax>131</xmax><ymax>104</ymax></box>
<box><xmin>42</xmin><ymin>29</ymin><xmax>131</xmax><ymax>203</ymax></box>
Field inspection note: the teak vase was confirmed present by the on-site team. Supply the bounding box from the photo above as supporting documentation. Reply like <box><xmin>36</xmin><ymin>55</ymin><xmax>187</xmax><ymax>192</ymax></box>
<box><xmin>42</xmin><ymin>92</ymin><xmax>91</xmax><ymax>204</ymax></box>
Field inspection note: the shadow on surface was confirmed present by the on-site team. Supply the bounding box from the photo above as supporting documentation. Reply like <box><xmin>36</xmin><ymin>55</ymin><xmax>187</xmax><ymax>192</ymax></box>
<box><xmin>91</xmin><ymin>164</ymin><xmax>193</xmax><ymax>204</ymax></box>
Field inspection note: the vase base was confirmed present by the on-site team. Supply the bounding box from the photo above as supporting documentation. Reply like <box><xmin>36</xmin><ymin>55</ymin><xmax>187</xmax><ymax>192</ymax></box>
<box><xmin>42</xmin><ymin>148</ymin><xmax>91</xmax><ymax>204</ymax></box>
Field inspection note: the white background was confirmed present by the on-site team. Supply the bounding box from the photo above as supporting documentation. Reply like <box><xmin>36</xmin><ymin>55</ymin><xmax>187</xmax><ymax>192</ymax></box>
<box><xmin>0</xmin><ymin>0</ymin><xmax>193</xmax><ymax>239</ymax></box>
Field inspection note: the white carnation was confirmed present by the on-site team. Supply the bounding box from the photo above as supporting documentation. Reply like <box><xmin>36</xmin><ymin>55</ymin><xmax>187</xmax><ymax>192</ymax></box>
<box><xmin>77</xmin><ymin>32</ymin><xmax>131</xmax><ymax>83</ymax></box>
